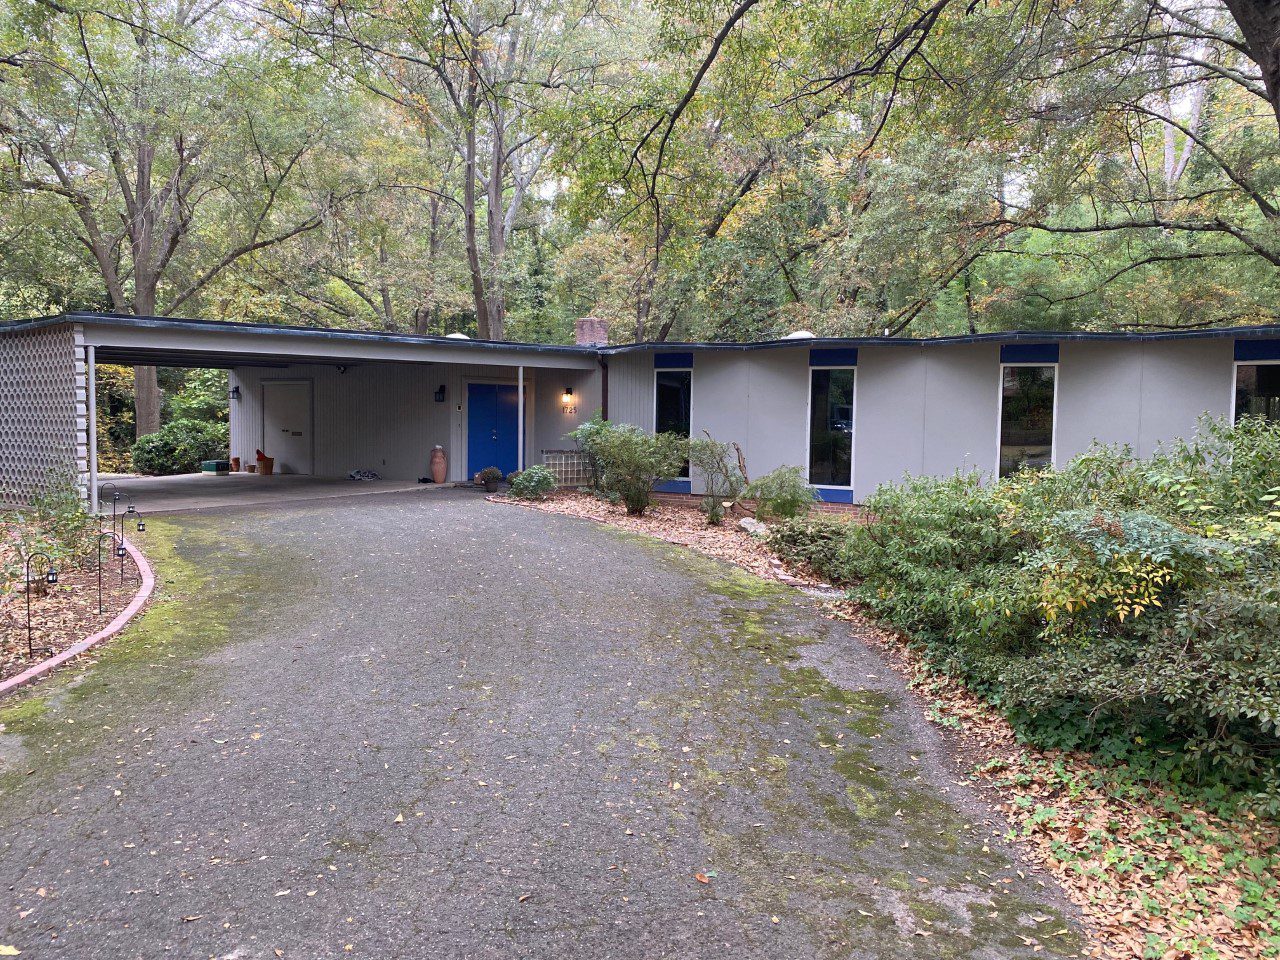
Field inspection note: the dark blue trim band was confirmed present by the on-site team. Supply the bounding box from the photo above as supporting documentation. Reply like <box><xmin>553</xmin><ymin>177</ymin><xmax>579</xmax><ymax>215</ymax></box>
<box><xmin>1235</xmin><ymin>339</ymin><xmax>1280</xmax><ymax>362</ymax></box>
<box><xmin>1001</xmin><ymin>343</ymin><xmax>1059</xmax><ymax>364</ymax></box>
<box><xmin>814</xmin><ymin>487</ymin><xmax>855</xmax><ymax>504</ymax></box>
<box><xmin>809</xmin><ymin>347</ymin><xmax>858</xmax><ymax>367</ymax></box>
<box><xmin>654</xmin><ymin>352</ymin><xmax>694</xmax><ymax>369</ymax></box>
<box><xmin>653</xmin><ymin>479</ymin><xmax>692</xmax><ymax>494</ymax></box>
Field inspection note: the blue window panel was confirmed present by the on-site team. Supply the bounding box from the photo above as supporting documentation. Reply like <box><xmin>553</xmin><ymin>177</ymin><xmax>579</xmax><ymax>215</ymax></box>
<box><xmin>654</xmin><ymin>352</ymin><xmax>694</xmax><ymax>369</ymax></box>
<box><xmin>809</xmin><ymin>347</ymin><xmax>858</xmax><ymax>367</ymax></box>
<box><xmin>654</xmin><ymin>479</ymin><xmax>692</xmax><ymax>494</ymax></box>
<box><xmin>1235</xmin><ymin>339</ymin><xmax>1280</xmax><ymax>361</ymax></box>
<box><xmin>1001</xmin><ymin>343</ymin><xmax>1059</xmax><ymax>364</ymax></box>
<box><xmin>814</xmin><ymin>486</ymin><xmax>854</xmax><ymax>504</ymax></box>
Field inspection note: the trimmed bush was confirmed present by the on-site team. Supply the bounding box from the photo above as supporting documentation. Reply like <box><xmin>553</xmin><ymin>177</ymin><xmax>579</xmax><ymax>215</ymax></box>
<box><xmin>130</xmin><ymin>419</ymin><xmax>229</xmax><ymax>475</ymax></box>
<box><xmin>509</xmin><ymin>465</ymin><xmax>558</xmax><ymax>500</ymax></box>
<box><xmin>689</xmin><ymin>435</ymin><xmax>747</xmax><ymax>525</ymax></box>
<box><xmin>745</xmin><ymin>465</ymin><xmax>816</xmax><ymax>520</ymax></box>
<box><xmin>575</xmin><ymin>420</ymin><xmax>687</xmax><ymax>516</ymax></box>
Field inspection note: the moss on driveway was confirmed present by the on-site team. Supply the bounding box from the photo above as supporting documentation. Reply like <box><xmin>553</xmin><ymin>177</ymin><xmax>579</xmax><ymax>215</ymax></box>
<box><xmin>0</xmin><ymin>492</ymin><xmax>1081</xmax><ymax>959</ymax></box>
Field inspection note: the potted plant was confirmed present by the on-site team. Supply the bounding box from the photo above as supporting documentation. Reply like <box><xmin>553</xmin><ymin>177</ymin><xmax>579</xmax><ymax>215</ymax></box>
<box><xmin>475</xmin><ymin>466</ymin><xmax>504</xmax><ymax>493</ymax></box>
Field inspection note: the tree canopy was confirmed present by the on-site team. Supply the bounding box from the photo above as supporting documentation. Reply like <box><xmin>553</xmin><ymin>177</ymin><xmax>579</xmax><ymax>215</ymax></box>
<box><xmin>0</xmin><ymin>0</ymin><xmax>1276</xmax><ymax>347</ymax></box>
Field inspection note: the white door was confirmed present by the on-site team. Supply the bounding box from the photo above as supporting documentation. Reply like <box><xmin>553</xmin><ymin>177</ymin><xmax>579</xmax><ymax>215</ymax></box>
<box><xmin>262</xmin><ymin>381</ymin><xmax>313</xmax><ymax>475</ymax></box>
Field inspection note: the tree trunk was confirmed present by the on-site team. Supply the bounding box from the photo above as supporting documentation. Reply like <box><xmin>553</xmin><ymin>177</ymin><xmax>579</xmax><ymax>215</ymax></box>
<box><xmin>462</xmin><ymin>66</ymin><xmax>492</xmax><ymax>339</ymax></box>
<box><xmin>134</xmin><ymin>366</ymin><xmax>161</xmax><ymax>437</ymax></box>
<box><xmin>1223</xmin><ymin>0</ymin><xmax>1280</xmax><ymax>133</ymax></box>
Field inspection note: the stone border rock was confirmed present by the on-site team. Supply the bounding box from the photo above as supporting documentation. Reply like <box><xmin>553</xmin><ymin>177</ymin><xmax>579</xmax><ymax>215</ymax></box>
<box><xmin>0</xmin><ymin>537</ymin><xmax>155</xmax><ymax>697</ymax></box>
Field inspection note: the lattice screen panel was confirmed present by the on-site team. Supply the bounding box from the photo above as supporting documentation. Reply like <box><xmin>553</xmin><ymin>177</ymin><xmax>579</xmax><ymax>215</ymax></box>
<box><xmin>0</xmin><ymin>323</ymin><xmax>88</xmax><ymax>507</ymax></box>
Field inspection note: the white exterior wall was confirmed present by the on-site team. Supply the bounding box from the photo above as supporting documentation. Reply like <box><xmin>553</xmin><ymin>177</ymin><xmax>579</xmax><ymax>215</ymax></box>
<box><xmin>605</xmin><ymin>338</ymin><xmax>1240</xmax><ymax>502</ymax></box>
<box><xmin>230</xmin><ymin>361</ymin><xmax>597</xmax><ymax>482</ymax></box>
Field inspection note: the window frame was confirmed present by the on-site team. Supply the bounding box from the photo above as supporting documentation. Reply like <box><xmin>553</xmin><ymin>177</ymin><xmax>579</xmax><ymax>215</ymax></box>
<box><xmin>1230</xmin><ymin>359</ymin><xmax>1280</xmax><ymax>423</ymax></box>
<box><xmin>653</xmin><ymin>363</ymin><xmax>693</xmax><ymax>480</ymax></box>
<box><xmin>996</xmin><ymin>361</ymin><xmax>1059</xmax><ymax>479</ymax></box>
<box><xmin>805</xmin><ymin>364</ymin><xmax>857</xmax><ymax>492</ymax></box>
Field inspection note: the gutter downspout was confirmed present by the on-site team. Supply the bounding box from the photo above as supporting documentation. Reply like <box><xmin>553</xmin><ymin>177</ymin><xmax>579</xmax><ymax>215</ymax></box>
<box><xmin>598</xmin><ymin>356</ymin><xmax>609</xmax><ymax>421</ymax></box>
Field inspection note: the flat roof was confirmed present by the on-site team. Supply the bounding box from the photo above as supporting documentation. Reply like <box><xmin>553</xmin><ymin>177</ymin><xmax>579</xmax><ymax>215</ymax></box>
<box><xmin>3</xmin><ymin>312</ymin><xmax>1279</xmax><ymax>363</ymax></box>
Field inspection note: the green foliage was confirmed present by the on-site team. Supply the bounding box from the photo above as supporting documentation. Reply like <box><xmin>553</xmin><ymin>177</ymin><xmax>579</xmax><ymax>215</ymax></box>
<box><xmin>574</xmin><ymin>420</ymin><xmax>688</xmax><ymax>516</ymax></box>
<box><xmin>130</xmin><ymin>420</ymin><xmax>230</xmax><ymax>476</ymax></box>
<box><xmin>166</xmin><ymin>369</ymin><xmax>229</xmax><ymax>423</ymax></box>
<box><xmin>475</xmin><ymin>466</ymin><xmax>504</xmax><ymax>485</ymax></box>
<box><xmin>768</xmin><ymin>419</ymin><xmax>1280</xmax><ymax>807</ymax></box>
<box><xmin>568</xmin><ymin>412</ymin><xmax>610</xmax><ymax>489</ymax></box>
<box><xmin>688</xmin><ymin>435</ymin><xmax>747</xmax><ymax>525</ymax></box>
<box><xmin>508</xmin><ymin>465</ymin><xmax>558</xmax><ymax>500</ymax></box>
<box><xmin>745</xmin><ymin>466</ymin><xmax>816</xmax><ymax>520</ymax></box>
<box><xmin>2</xmin><ymin>472</ymin><xmax>98</xmax><ymax>595</ymax></box>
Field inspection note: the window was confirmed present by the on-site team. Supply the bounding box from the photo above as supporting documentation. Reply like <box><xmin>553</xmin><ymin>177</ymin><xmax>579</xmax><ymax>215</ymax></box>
<box><xmin>655</xmin><ymin>367</ymin><xmax>692</xmax><ymax>477</ymax></box>
<box><xmin>999</xmin><ymin>365</ymin><xmax>1056</xmax><ymax>478</ymax></box>
<box><xmin>655</xmin><ymin>369</ymin><xmax>691</xmax><ymax>436</ymax></box>
<box><xmin>809</xmin><ymin>368</ymin><xmax>855</xmax><ymax>487</ymax></box>
<box><xmin>1235</xmin><ymin>364</ymin><xmax>1280</xmax><ymax>422</ymax></box>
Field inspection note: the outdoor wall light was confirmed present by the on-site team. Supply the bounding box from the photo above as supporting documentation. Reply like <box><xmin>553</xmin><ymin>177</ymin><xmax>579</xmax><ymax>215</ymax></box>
<box><xmin>434</xmin><ymin>385</ymin><xmax>447</xmax><ymax>403</ymax></box>
<box><xmin>229</xmin><ymin>385</ymin><xmax>241</xmax><ymax>401</ymax></box>
<box><xmin>561</xmin><ymin>386</ymin><xmax>576</xmax><ymax>413</ymax></box>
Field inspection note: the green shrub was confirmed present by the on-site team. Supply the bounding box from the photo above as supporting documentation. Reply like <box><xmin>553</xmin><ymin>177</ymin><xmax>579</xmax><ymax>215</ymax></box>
<box><xmin>578</xmin><ymin>421</ymin><xmax>687</xmax><ymax>516</ymax></box>
<box><xmin>689</xmin><ymin>435</ymin><xmax>747</xmax><ymax>525</ymax></box>
<box><xmin>745</xmin><ymin>465</ymin><xmax>815</xmax><ymax>520</ymax></box>
<box><xmin>508</xmin><ymin>465</ymin><xmax>558</xmax><ymax>500</ymax></box>
<box><xmin>568</xmin><ymin>412</ymin><xmax>609</xmax><ymax>489</ymax></box>
<box><xmin>130</xmin><ymin>419</ymin><xmax>229</xmax><ymax>475</ymax></box>
<box><xmin>2</xmin><ymin>472</ymin><xmax>97</xmax><ymax>595</ymax></box>
<box><xmin>768</xmin><ymin>515</ymin><xmax>856</xmax><ymax>574</ymax></box>
<box><xmin>768</xmin><ymin>418</ymin><xmax>1280</xmax><ymax>807</ymax></box>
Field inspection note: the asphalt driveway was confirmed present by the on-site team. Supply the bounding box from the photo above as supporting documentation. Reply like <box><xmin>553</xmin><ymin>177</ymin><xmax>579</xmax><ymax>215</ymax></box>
<box><xmin>0</xmin><ymin>491</ymin><xmax>1081</xmax><ymax>959</ymax></box>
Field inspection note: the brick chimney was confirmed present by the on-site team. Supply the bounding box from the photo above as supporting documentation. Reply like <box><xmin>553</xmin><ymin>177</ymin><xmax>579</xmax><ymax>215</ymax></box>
<box><xmin>574</xmin><ymin>316</ymin><xmax>609</xmax><ymax>347</ymax></box>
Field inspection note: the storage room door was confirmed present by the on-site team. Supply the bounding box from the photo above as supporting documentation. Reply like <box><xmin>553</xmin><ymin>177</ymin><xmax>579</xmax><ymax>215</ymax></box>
<box><xmin>262</xmin><ymin>380</ymin><xmax>313</xmax><ymax>475</ymax></box>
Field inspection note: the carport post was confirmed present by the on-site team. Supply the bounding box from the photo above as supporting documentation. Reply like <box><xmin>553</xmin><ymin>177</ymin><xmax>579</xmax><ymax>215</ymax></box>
<box><xmin>517</xmin><ymin>365</ymin><xmax>525</xmax><ymax>472</ymax></box>
<box><xmin>87</xmin><ymin>345</ymin><xmax>98</xmax><ymax>514</ymax></box>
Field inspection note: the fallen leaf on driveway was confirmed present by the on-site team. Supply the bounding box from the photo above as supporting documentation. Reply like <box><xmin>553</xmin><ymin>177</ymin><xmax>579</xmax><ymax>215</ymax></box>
<box><xmin>0</xmin><ymin>947</ymin><xmax>20</xmax><ymax>956</ymax></box>
<box><xmin>181</xmin><ymin>916</ymin><xmax>202</xmax><ymax>923</ymax></box>
<box><xmin>694</xmin><ymin>873</ymin><xmax>710</xmax><ymax>884</ymax></box>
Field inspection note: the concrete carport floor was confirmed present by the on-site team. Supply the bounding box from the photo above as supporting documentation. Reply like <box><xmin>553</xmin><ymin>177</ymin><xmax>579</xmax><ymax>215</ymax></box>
<box><xmin>100</xmin><ymin>472</ymin><xmax>455</xmax><ymax>513</ymax></box>
<box><xmin>0</xmin><ymin>491</ymin><xmax>1082</xmax><ymax>959</ymax></box>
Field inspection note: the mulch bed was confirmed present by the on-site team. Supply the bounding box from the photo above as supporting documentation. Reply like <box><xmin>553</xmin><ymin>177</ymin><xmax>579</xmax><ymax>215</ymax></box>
<box><xmin>492</xmin><ymin>488</ymin><xmax>841</xmax><ymax>586</ymax></box>
<box><xmin>1</xmin><ymin>551</ymin><xmax>142</xmax><ymax>684</ymax></box>
<box><xmin>500</xmin><ymin>490</ymin><xmax>1280</xmax><ymax>960</ymax></box>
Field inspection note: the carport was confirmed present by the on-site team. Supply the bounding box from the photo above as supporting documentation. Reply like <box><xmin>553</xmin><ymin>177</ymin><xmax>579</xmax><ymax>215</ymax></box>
<box><xmin>0</xmin><ymin>313</ymin><xmax>602</xmax><ymax>511</ymax></box>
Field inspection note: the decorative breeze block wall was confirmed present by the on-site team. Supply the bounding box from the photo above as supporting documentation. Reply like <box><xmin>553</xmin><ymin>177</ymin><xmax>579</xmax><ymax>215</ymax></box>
<box><xmin>0</xmin><ymin>323</ymin><xmax>88</xmax><ymax>507</ymax></box>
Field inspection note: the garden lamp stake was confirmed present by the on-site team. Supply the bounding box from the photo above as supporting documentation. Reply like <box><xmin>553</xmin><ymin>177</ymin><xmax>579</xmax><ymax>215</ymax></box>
<box><xmin>24</xmin><ymin>551</ymin><xmax>57</xmax><ymax>659</ymax></box>
<box><xmin>96</xmin><ymin>531</ymin><xmax>123</xmax><ymax>615</ymax></box>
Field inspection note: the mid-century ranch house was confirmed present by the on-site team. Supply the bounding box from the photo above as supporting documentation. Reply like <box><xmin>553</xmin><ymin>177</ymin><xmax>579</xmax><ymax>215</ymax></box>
<box><xmin>1</xmin><ymin>312</ymin><xmax>1279</xmax><ymax>510</ymax></box>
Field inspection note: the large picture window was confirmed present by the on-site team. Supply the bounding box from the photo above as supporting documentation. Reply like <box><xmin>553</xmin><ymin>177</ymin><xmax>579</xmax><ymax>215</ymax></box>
<box><xmin>1235</xmin><ymin>364</ymin><xmax>1280</xmax><ymax>422</ymax></box>
<box><xmin>999</xmin><ymin>365</ymin><xmax>1056</xmax><ymax>478</ymax></box>
<box><xmin>809</xmin><ymin>368</ymin><xmax>855</xmax><ymax>487</ymax></box>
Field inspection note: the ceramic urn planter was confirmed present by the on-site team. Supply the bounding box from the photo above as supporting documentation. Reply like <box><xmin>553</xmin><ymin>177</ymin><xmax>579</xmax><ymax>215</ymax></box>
<box><xmin>430</xmin><ymin>445</ymin><xmax>448</xmax><ymax>484</ymax></box>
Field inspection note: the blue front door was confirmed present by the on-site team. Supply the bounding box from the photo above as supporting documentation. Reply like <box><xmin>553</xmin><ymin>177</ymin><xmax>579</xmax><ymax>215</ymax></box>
<box><xmin>467</xmin><ymin>383</ymin><xmax>519</xmax><ymax>478</ymax></box>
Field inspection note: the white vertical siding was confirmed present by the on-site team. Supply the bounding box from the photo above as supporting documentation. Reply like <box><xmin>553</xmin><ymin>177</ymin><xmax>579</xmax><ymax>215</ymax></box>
<box><xmin>230</xmin><ymin>360</ymin><xmax>603</xmax><ymax>482</ymax></box>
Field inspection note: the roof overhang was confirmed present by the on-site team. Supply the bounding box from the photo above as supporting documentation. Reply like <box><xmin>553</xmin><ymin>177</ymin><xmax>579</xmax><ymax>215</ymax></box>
<box><xmin>1</xmin><ymin>313</ymin><xmax>600</xmax><ymax>370</ymax></box>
